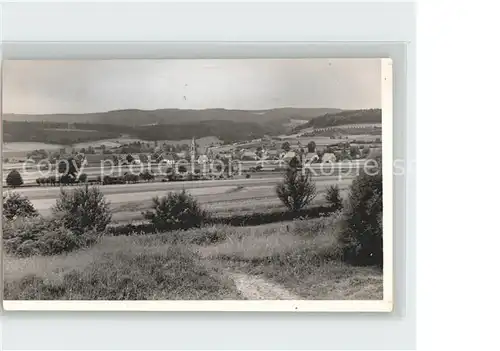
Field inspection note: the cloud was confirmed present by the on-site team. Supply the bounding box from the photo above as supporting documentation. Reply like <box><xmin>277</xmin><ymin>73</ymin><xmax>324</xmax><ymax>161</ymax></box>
<box><xmin>2</xmin><ymin>58</ymin><xmax>381</xmax><ymax>114</ymax></box>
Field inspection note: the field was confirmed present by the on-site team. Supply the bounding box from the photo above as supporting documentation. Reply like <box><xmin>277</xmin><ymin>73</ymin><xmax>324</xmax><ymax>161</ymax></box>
<box><xmin>4</xmin><ymin>218</ymin><xmax>382</xmax><ymax>300</ymax></box>
<box><xmin>2</xmin><ymin>136</ymin><xmax>222</xmax><ymax>158</ymax></box>
<box><xmin>3</xmin><ymin>142</ymin><xmax>65</xmax><ymax>152</ymax></box>
<box><xmin>72</xmin><ymin>136</ymin><xmax>222</xmax><ymax>150</ymax></box>
<box><xmin>7</xmin><ymin>173</ymin><xmax>355</xmax><ymax>222</ymax></box>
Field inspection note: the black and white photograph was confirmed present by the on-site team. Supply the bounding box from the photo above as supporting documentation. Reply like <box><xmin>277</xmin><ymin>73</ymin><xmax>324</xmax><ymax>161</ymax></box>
<box><xmin>1</xmin><ymin>58</ymin><xmax>391</xmax><ymax>311</ymax></box>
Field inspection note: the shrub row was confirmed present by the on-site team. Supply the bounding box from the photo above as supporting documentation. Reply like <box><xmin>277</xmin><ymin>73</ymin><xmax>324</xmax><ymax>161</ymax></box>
<box><xmin>36</xmin><ymin>174</ymin><xmax>93</xmax><ymax>186</ymax></box>
<box><xmin>106</xmin><ymin>205</ymin><xmax>337</xmax><ymax>236</ymax></box>
<box><xmin>33</xmin><ymin>171</ymin><xmax>237</xmax><ymax>187</ymax></box>
<box><xmin>35</xmin><ymin>172</ymin><xmax>154</xmax><ymax>186</ymax></box>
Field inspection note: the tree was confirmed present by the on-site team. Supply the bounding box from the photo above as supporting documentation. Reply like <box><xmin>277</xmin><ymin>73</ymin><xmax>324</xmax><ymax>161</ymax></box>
<box><xmin>50</xmin><ymin>152</ymin><xmax>61</xmax><ymax>162</ymax></box>
<box><xmin>124</xmin><ymin>173</ymin><xmax>139</xmax><ymax>183</ymax></box>
<box><xmin>289</xmin><ymin>155</ymin><xmax>301</xmax><ymax>169</ymax></box>
<box><xmin>140</xmin><ymin>170</ymin><xmax>155</xmax><ymax>182</ymax></box>
<box><xmin>52</xmin><ymin>184</ymin><xmax>112</xmax><ymax>233</ymax></box>
<box><xmin>339</xmin><ymin>155</ymin><xmax>383</xmax><ymax>267</ymax></box>
<box><xmin>126</xmin><ymin>154</ymin><xmax>135</xmax><ymax>164</ymax></box>
<box><xmin>275</xmin><ymin>166</ymin><xmax>316</xmax><ymax>212</ymax></box>
<box><xmin>256</xmin><ymin>146</ymin><xmax>263</xmax><ymax>158</ymax></box>
<box><xmin>350</xmin><ymin>145</ymin><xmax>360</xmax><ymax>158</ymax></box>
<box><xmin>282</xmin><ymin>141</ymin><xmax>291</xmax><ymax>152</ymax></box>
<box><xmin>362</xmin><ymin>145</ymin><xmax>371</xmax><ymax>157</ymax></box>
<box><xmin>78</xmin><ymin>173</ymin><xmax>88</xmax><ymax>183</ymax></box>
<box><xmin>325</xmin><ymin>185</ymin><xmax>343</xmax><ymax>212</ymax></box>
<box><xmin>307</xmin><ymin>141</ymin><xmax>316</xmax><ymax>153</ymax></box>
<box><xmin>142</xmin><ymin>190</ymin><xmax>208</xmax><ymax>231</ymax></box>
<box><xmin>111</xmin><ymin>154</ymin><xmax>120</xmax><ymax>166</ymax></box>
<box><xmin>58</xmin><ymin>157</ymin><xmax>81</xmax><ymax>179</ymax></box>
<box><xmin>6</xmin><ymin>170</ymin><xmax>23</xmax><ymax>188</ymax></box>
<box><xmin>3</xmin><ymin>192</ymin><xmax>38</xmax><ymax>219</ymax></box>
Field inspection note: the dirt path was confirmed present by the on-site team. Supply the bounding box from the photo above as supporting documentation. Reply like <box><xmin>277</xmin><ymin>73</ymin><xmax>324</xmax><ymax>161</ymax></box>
<box><xmin>227</xmin><ymin>272</ymin><xmax>301</xmax><ymax>300</ymax></box>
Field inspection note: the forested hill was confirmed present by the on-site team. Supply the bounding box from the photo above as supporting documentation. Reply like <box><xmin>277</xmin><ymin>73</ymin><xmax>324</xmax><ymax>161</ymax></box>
<box><xmin>294</xmin><ymin>109</ymin><xmax>382</xmax><ymax>131</ymax></box>
<box><xmin>3</xmin><ymin>108</ymin><xmax>341</xmax><ymax>126</ymax></box>
<box><xmin>2</xmin><ymin>120</ymin><xmax>274</xmax><ymax>145</ymax></box>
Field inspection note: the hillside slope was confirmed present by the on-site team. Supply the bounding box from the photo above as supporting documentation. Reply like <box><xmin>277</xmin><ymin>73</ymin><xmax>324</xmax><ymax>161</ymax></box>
<box><xmin>294</xmin><ymin>109</ymin><xmax>382</xmax><ymax>131</ymax></box>
<box><xmin>3</xmin><ymin>108</ymin><xmax>341</xmax><ymax>126</ymax></box>
<box><xmin>3</xmin><ymin>120</ymin><xmax>274</xmax><ymax>145</ymax></box>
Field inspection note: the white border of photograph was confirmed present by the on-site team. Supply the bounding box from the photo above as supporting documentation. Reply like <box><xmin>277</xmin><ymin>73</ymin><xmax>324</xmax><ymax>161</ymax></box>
<box><xmin>1</xmin><ymin>58</ymin><xmax>393</xmax><ymax>312</ymax></box>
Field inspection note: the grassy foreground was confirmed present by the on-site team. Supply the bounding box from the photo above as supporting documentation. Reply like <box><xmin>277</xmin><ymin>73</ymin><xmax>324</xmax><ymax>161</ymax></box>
<box><xmin>4</xmin><ymin>217</ymin><xmax>382</xmax><ymax>300</ymax></box>
<box><xmin>3</xmin><ymin>235</ymin><xmax>241</xmax><ymax>300</ymax></box>
<box><xmin>197</xmin><ymin>217</ymin><xmax>383</xmax><ymax>300</ymax></box>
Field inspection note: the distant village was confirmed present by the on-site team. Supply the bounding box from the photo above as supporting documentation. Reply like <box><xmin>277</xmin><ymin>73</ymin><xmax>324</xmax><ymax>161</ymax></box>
<box><xmin>5</xmin><ymin>133</ymin><xmax>381</xmax><ymax>169</ymax></box>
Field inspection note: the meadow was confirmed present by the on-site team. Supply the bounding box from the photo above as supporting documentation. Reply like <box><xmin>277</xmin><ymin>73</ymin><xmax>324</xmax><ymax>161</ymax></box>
<box><xmin>3</xmin><ymin>135</ymin><xmax>383</xmax><ymax>301</ymax></box>
<box><xmin>4</xmin><ymin>216</ymin><xmax>382</xmax><ymax>300</ymax></box>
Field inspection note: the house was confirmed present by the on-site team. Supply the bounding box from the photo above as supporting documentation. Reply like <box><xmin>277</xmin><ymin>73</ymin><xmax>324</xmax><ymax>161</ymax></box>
<box><xmin>197</xmin><ymin>154</ymin><xmax>209</xmax><ymax>164</ymax></box>
<box><xmin>262</xmin><ymin>150</ymin><xmax>279</xmax><ymax>160</ymax></box>
<box><xmin>176</xmin><ymin>151</ymin><xmax>189</xmax><ymax>159</ymax></box>
<box><xmin>160</xmin><ymin>153</ymin><xmax>177</xmax><ymax>165</ymax></box>
<box><xmin>138</xmin><ymin>154</ymin><xmax>151</xmax><ymax>164</ymax></box>
<box><xmin>84</xmin><ymin>154</ymin><xmax>112</xmax><ymax>165</ymax></box>
<box><xmin>241</xmin><ymin>151</ymin><xmax>258</xmax><ymax>161</ymax></box>
<box><xmin>321</xmin><ymin>153</ymin><xmax>337</xmax><ymax>163</ymax></box>
<box><xmin>282</xmin><ymin>151</ymin><xmax>296</xmax><ymax>162</ymax></box>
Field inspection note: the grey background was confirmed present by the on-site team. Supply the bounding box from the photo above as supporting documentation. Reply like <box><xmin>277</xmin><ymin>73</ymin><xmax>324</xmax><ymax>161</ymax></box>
<box><xmin>0</xmin><ymin>2</ymin><xmax>416</xmax><ymax>350</ymax></box>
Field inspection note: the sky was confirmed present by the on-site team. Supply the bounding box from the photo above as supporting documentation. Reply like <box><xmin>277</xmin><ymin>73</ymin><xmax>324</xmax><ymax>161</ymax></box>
<box><xmin>2</xmin><ymin>59</ymin><xmax>381</xmax><ymax>114</ymax></box>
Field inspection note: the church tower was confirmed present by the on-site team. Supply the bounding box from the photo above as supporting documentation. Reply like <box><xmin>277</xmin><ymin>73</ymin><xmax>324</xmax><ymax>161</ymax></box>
<box><xmin>190</xmin><ymin>137</ymin><xmax>197</xmax><ymax>162</ymax></box>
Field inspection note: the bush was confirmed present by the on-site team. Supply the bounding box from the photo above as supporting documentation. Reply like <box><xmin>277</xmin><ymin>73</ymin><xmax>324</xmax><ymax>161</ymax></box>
<box><xmin>142</xmin><ymin>190</ymin><xmax>209</xmax><ymax>231</ymax></box>
<box><xmin>60</xmin><ymin>174</ymin><xmax>76</xmax><ymax>186</ymax></box>
<box><xmin>103</xmin><ymin>175</ymin><xmax>125</xmax><ymax>185</ymax></box>
<box><xmin>6</xmin><ymin>169</ymin><xmax>23</xmax><ymax>188</ymax></box>
<box><xmin>51</xmin><ymin>184</ymin><xmax>112</xmax><ymax>233</ymax></box>
<box><xmin>3</xmin><ymin>192</ymin><xmax>39</xmax><ymax>220</ymax></box>
<box><xmin>339</xmin><ymin>156</ymin><xmax>383</xmax><ymax>267</ymax></box>
<box><xmin>107</xmin><ymin>205</ymin><xmax>337</xmax><ymax>236</ymax></box>
<box><xmin>57</xmin><ymin>157</ymin><xmax>81</xmax><ymax>178</ymax></box>
<box><xmin>307</xmin><ymin>141</ymin><xmax>316</xmax><ymax>153</ymax></box>
<box><xmin>325</xmin><ymin>185</ymin><xmax>343</xmax><ymax>212</ymax></box>
<box><xmin>124</xmin><ymin>173</ymin><xmax>140</xmax><ymax>183</ymax></box>
<box><xmin>2</xmin><ymin>216</ymin><xmax>98</xmax><ymax>257</ymax></box>
<box><xmin>78</xmin><ymin>173</ymin><xmax>88</xmax><ymax>183</ymax></box>
<box><xmin>276</xmin><ymin>166</ymin><xmax>316</xmax><ymax>212</ymax></box>
<box><xmin>350</xmin><ymin>145</ymin><xmax>360</xmax><ymax>158</ymax></box>
<box><xmin>48</xmin><ymin>176</ymin><xmax>57</xmax><ymax>186</ymax></box>
<box><xmin>140</xmin><ymin>170</ymin><xmax>155</xmax><ymax>182</ymax></box>
<box><xmin>282</xmin><ymin>141</ymin><xmax>291</xmax><ymax>152</ymax></box>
